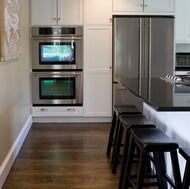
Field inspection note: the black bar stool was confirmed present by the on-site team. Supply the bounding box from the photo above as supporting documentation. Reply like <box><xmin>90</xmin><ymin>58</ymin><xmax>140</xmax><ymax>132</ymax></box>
<box><xmin>111</xmin><ymin>114</ymin><xmax>155</xmax><ymax>174</ymax></box>
<box><xmin>179</xmin><ymin>147</ymin><xmax>190</xmax><ymax>189</ymax></box>
<box><xmin>123</xmin><ymin>128</ymin><xmax>182</xmax><ymax>189</ymax></box>
<box><xmin>106</xmin><ymin>105</ymin><xmax>141</xmax><ymax>157</ymax></box>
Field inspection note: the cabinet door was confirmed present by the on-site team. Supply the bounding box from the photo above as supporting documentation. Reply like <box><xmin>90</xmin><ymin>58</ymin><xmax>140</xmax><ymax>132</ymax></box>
<box><xmin>31</xmin><ymin>0</ymin><xmax>57</xmax><ymax>25</ymax></box>
<box><xmin>84</xmin><ymin>26</ymin><xmax>112</xmax><ymax>117</ymax></box>
<box><xmin>58</xmin><ymin>0</ymin><xmax>83</xmax><ymax>25</ymax></box>
<box><xmin>84</xmin><ymin>0</ymin><xmax>112</xmax><ymax>25</ymax></box>
<box><xmin>113</xmin><ymin>0</ymin><xmax>174</xmax><ymax>14</ymax></box>
<box><xmin>144</xmin><ymin>0</ymin><xmax>174</xmax><ymax>12</ymax></box>
<box><xmin>175</xmin><ymin>0</ymin><xmax>190</xmax><ymax>43</ymax></box>
<box><xmin>113</xmin><ymin>0</ymin><xmax>143</xmax><ymax>12</ymax></box>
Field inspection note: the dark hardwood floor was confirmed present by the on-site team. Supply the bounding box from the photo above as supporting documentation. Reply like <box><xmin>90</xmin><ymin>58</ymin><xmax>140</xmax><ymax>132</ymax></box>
<box><xmin>3</xmin><ymin>123</ymin><xmax>120</xmax><ymax>189</ymax></box>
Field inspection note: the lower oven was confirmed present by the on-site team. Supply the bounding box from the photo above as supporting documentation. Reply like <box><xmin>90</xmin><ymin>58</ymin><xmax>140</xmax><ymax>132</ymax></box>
<box><xmin>32</xmin><ymin>71</ymin><xmax>83</xmax><ymax>106</ymax></box>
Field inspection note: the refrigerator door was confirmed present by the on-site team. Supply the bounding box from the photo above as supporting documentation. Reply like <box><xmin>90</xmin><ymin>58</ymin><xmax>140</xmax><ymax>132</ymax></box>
<box><xmin>113</xmin><ymin>16</ymin><xmax>143</xmax><ymax>111</ymax></box>
<box><xmin>113</xmin><ymin>17</ymin><xmax>140</xmax><ymax>80</ymax></box>
<box><xmin>148</xmin><ymin>17</ymin><xmax>174</xmax><ymax>78</ymax></box>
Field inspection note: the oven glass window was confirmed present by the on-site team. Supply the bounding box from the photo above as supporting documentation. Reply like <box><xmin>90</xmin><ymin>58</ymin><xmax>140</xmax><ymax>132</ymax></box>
<box><xmin>39</xmin><ymin>42</ymin><xmax>75</xmax><ymax>64</ymax></box>
<box><xmin>40</xmin><ymin>78</ymin><xmax>75</xmax><ymax>99</ymax></box>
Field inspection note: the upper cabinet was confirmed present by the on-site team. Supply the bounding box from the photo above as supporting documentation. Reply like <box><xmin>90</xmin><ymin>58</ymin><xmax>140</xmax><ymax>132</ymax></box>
<box><xmin>113</xmin><ymin>0</ymin><xmax>175</xmax><ymax>15</ymax></box>
<box><xmin>175</xmin><ymin>0</ymin><xmax>190</xmax><ymax>43</ymax></box>
<box><xmin>84</xmin><ymin>0</ymin><xmax>112</xmax><ymax>25</ymax></box>
<box><xmin>31</xmin><ymin>0</ymin><xmax>83</xmax><ymax>25</ymax></box>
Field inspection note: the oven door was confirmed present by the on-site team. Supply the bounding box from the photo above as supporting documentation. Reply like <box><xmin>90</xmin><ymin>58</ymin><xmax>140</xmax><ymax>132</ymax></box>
<box><xmin>32</xmin><ymin>71</ymin><xmax>83</xmax><ymax>106</ymax></box>
<box><xmin>31</xmin><ymin>37</ymin><xmax>83</xmax><ymax>70</ymax></box>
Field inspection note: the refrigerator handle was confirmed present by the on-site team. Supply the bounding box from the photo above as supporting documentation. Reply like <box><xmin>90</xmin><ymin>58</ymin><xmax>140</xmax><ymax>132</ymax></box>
<box><xmin>139</xmin><ymin>18</ymin><xmax>142</xmax><ymax>95</ymax></box>
<box><xmin>139</xmin><ymin>18</ymin><xmax>142</xmax><ymax>80</ymax></box>
<box><xmin>148</xmin><ymin>18</ymin><xmax>152</xmax><ymax>80</ymax></box>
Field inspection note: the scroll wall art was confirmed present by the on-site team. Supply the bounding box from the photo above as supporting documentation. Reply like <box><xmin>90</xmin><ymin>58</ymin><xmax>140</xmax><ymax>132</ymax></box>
<box><xmin>0</xmin><ymin>0</ymin><xmax>20</xmax><ymax>61</ymax></box>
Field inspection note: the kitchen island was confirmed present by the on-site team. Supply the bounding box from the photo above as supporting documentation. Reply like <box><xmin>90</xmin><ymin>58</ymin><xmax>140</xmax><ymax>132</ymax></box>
<box><xmin>117</xmin><ymin>77</ymin><xmax>190</xmax><ymax>111</ymax></box>
<box><xmin>117</xmin><ymin>77</ymin><xmax>190</xmax><ymax>179</ymax></box>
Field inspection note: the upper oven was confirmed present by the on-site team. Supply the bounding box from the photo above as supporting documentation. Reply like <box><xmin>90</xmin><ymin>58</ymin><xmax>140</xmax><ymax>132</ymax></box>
<box><xmin>31</xmin><ymin>26</ymin><xmax>83</xmax><ymax>71</ymax></box>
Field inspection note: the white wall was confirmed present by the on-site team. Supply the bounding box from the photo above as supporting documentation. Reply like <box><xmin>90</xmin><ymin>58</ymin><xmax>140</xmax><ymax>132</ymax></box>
<box><xmin>0</xmin><ymin>0</ymin><xmax>31</xmax><ymax>187</ymax></box>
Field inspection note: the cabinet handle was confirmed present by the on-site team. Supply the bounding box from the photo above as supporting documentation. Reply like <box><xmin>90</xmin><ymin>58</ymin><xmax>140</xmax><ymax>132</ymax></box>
<box><xmin>67</xmin><ymin>108</ymin><xmax>75</xmax><ymax>112</ymax></box>
<box><xmin>40</xmin><ymin>108</ymin><xmax>48</xmax><ymax>112</ymax></box>
<box><xmin>58</xmin><ymin>18</ymin><xmax>61</xmax><ymax>21</ymax></box>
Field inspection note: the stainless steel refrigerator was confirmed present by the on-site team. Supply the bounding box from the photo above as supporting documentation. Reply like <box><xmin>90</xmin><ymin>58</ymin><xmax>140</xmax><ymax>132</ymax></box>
<box><xmin>113</xmin><ymin>15</ymin><xmax>174</xmax><ymax>112</ymax></box>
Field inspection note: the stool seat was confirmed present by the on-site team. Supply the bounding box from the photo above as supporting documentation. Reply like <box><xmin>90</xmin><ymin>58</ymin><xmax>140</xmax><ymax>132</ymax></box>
<box><xmin>131</xmin><ymin>128</ymin><xmax>179</xmax><ymax>151</ymax></box>
<box><xmin>179</xmin><ymin>147</ymin><xmax>190</xmax><ymax>189</ymax></box>
<box><xmin>113</xmin><ymin>105</ymin><xmax>141</xmax><ymax>115</ymax></box>
<box><xmin>122</xmin><ymin>127</ymin><xmax>182</xmax><ymax>189</ymax></box>
<box><xmin>120</xmin><ymin>114</ymin><xmax>154</xmax><ymax>126</ymax></box>
<box><xmin>106</xmin><ymin>105</ymin><xmax>141</xmax><ymax>157</ymax></box>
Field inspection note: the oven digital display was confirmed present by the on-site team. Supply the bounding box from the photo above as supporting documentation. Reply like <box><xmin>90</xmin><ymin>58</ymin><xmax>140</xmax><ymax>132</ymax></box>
<box><xmin>40</xmin><ymin>78</ymin><xmax>75</xmax><ymax>99</ymax></box>
<box><xmin>39</xmin><ymin>42</ymin><xmax>75</xmax><ymax>64</ymax></box>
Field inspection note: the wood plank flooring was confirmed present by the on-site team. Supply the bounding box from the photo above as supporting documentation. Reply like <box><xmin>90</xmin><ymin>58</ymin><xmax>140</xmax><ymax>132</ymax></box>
<box><xmin>2</xmin><ymin>123</ymin><xmax>120</xmax><ymax>189</ymax></box>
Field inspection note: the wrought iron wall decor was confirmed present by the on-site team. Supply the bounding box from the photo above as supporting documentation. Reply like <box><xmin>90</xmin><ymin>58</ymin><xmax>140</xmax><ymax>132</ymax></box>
<box><xmin>0</xmin><ymin>0</ymin><xmax>20</xmax><ymax>61</ymax></box>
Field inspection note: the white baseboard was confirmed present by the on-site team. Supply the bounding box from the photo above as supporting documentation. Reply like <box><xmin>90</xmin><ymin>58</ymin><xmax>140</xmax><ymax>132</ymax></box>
<box><xmin>32</xmin><ymin>116</ymin><xmax>112</xmax><ymax>123</ymax></box>
<box><xmin>0</xmin><ymin>116</ymin><xmax>33</xmax><ymax>189</ymax></box>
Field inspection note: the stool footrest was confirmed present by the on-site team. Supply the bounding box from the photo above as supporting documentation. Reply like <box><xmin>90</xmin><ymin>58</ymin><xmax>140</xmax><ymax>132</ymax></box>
<box><xmin>128</xmin><ymin>175</ymin><xmax>160</xmax><ymax>188</ymax></box>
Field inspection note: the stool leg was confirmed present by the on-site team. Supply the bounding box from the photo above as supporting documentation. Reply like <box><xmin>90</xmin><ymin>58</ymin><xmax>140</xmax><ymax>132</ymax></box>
<box><xmin>111</xmin><ymin>121</ymin><xmax>124</xmax><ymax>173</ymax></box>
<box><xmin>106</xmin><ymin>111</ymin><xmax>116</xmax><ymax>156</ymax></box>
<box><xmin>119</xmin><ymin>129</ymin><xmax>131</xmax><ymax>189</ymax></box>
<box><xmin>153</xmin><ymin>152</ymin><xmax>167</xmax><ymax>189</ymax></box>
<box><xmin>182</xmin><ymin>160</ymin><xmax>190</xmax><ymax>189</ymax></box>
<box><xmin>170</xmin><ymin>150</ymin><xmax>182</xmax><ymax>189</ymax></box>
<box><xmin>136</xmin><ymin>150</ymin><xmax>147</xmax><ymax>189</ymax></box>
<box><xmin>122</xmin><ymin>136</ymin><xmax>136</xmax><ymax>189</ymax></box>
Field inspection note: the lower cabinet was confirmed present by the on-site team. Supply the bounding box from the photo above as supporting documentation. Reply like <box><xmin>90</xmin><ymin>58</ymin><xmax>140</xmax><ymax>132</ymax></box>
<box><xmin>84</xmin><ymin>26</ymin><xmax>112</xmax><ymax>117</ymax></box>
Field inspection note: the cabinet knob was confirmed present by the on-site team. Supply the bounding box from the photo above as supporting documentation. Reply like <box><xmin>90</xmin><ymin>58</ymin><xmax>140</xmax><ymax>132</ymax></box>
<box><xmin>58</xmin><ymin>18</ymin><xmax>61</xmax><ymax>21</ymax></box>
<box><xmin>140</xmin><ymin>4</ymin><xmax>143</xmax><ymax>7</ymax></box>
<box><xmin>53</xmin><ymin>18</ymin><xmax>56</xmax><ymax>20</ymax></box>
<box><xmin>144</xmin><ymin>4</ymin><xmax>148</xmax><ymax>7</ymax></box>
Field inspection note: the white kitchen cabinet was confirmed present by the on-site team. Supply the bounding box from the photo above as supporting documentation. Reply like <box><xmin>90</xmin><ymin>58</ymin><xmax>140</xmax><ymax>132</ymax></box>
<box><xmin>31</xmin><ymin>0</ymin><xmax>83</xmax><ymax>25</ymax></box>
<box><xmin>175</xmin><ymin>0</ymin><xmax>190</xmax><ymax>43</ymax></box>
<box><xmin>84</xmin><ymin>0</ymin><xmax>112</xmax><ymax>25</ymax></box>
<box><xmin>113</xmin><ymin>0</ymin><xmax>175</xmax><ymax>14</ymax></box>
<box><xmin>84</xmin><ymin>26</ymin><xmax>112</xmax><ymax>117</ymax></box>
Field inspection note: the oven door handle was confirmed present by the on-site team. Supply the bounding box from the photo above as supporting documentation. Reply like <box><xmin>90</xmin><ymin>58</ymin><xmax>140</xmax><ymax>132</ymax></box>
<box><xmin>32</xmin><ymin>72</ymin><xmax>83</xmax><ymax>77</ymax></box>
<box><xmin>31</xmin><ymin>36</ymin><xmax>82</xmax><ymax>40</ymax></box>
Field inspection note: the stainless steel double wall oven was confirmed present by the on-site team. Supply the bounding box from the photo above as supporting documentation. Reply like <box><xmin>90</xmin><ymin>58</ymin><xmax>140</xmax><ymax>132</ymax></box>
<box><xmin>31</xmin><ymin>26</ymin><xmax>83</xmax><ymax>106</ymax></box>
